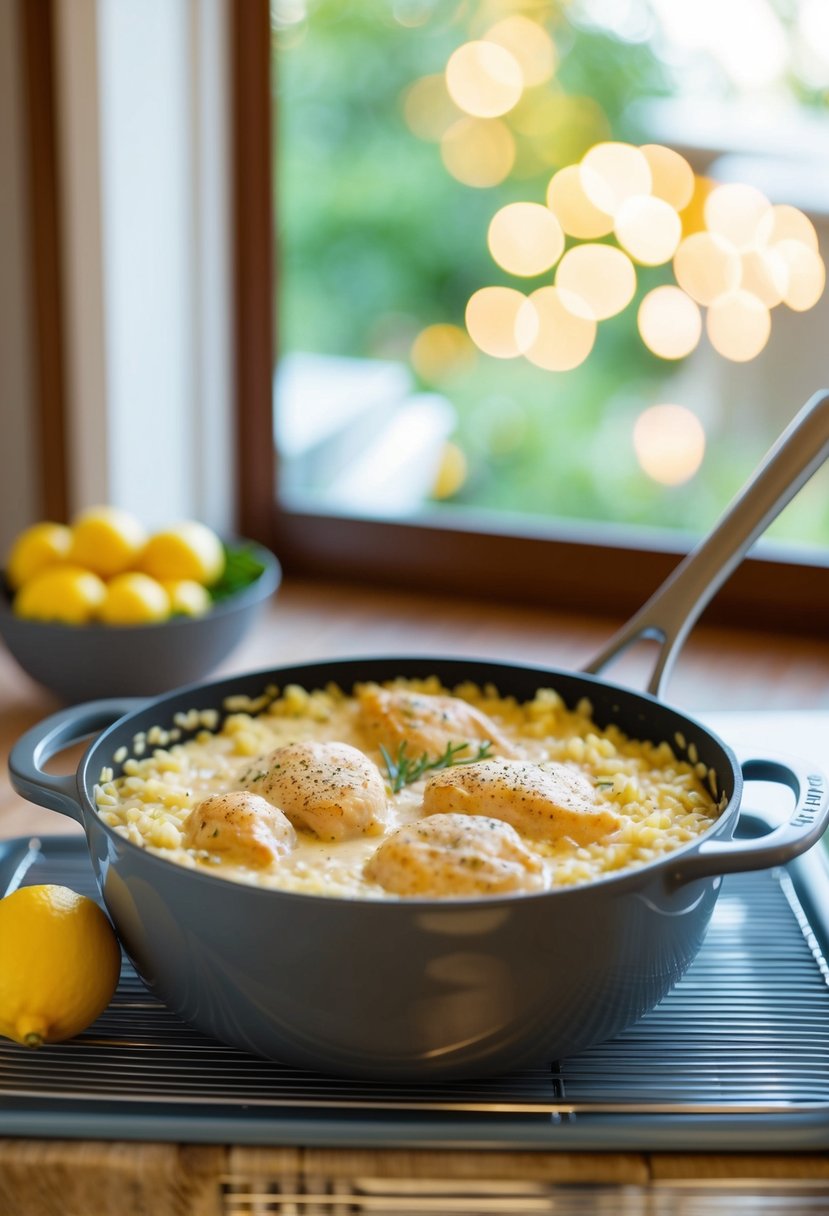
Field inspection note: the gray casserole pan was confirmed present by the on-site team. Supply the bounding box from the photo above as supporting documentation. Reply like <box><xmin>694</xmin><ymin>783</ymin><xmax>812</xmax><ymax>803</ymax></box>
<box><xmin>10</xmin><ymin>391</ymin><xmax>829</xmax><ymax>1080</ymax></box>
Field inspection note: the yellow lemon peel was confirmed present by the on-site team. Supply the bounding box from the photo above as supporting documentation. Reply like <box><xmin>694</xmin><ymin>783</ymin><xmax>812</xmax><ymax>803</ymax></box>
<box><xmin>140</xmin><ymin>522</ymin><xmax>225</xmax><ymax>586</ymax></box>
<box><xmin>6</xmin><ymin>522</ymin><xmax>72</xmax><ymax>590</ymax></box>
<box><xmin>13</xmin><ymin>566</ymin><xmax>107</xmax><ymax>625</ymax></box>
<box><xmin>69</xmin><ymin>506</ymin><xmax>147</xmax><ymax>578</ymax></box>
<box><xmin>99</xmin><ymin>572</ymin><xmax>170</xmax><ymax>626</ymax></box>
<box><xmin>0</xmin><ymin>885</ymin><xmax>121</xmax><ymax>1047</ymax></box>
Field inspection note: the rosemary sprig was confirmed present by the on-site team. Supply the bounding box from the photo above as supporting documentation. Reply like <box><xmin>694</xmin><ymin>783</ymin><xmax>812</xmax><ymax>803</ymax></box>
<box><xmin>380</xmin><ymin>738</ymin><xmax>494</xmax><ymax>794</ymax></box>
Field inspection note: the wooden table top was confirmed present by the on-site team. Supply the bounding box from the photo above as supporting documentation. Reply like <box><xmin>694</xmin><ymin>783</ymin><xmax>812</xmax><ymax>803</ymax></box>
<box><xmin>2</xmin><ymin>577</ymin><xmax>829</xmax><ymax>1213</ymax></box>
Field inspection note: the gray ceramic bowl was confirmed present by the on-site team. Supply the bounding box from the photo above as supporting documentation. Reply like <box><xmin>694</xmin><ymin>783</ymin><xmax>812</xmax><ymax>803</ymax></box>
<box><xmin>0</xmin><ymin>542</ymin><xmax>281</xmax><ymax>703</ymax></box>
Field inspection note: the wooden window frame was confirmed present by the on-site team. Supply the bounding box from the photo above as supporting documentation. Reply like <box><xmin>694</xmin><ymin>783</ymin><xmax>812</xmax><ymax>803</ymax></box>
<box><xmin>23</xmin><ymin>0</ymin><xmax>829</xmax><ymax>634</ymax></box>
<box><xmin>231</xmin><ymin>0</ymin><xmax>829</xmax><ymax>634</ymax></box>
<box><xmin>20</xmin><ymin>0</ymin><xmax>70</xmax><ymax>522</ymax></box>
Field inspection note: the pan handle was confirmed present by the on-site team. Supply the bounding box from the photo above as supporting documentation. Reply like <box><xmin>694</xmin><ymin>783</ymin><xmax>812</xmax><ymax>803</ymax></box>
<box><xmin>9</xmin><ymin>699</ymin><xmax>144</xmax><ymax>823</ymax></box>
<box><xmin>583</xmin><ymin>388</ymin><xmax>829</xmax><ymax>698</ymax></box>
<box><xmin>670</xmin><ymin>756</ymin><xmax>829</xmax><ymax>886</ymax></box>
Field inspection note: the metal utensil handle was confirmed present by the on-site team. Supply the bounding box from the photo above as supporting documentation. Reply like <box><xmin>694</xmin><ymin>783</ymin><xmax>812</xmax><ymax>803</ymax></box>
<box><xmin>584</xmin><ymin>389</ymin><xmax>829</xmax><ymax>696</ymax></box>
<box><xmin>9</xmin><ymin>698</ymin><xmax>143</xmax><ymax>822</ymax></box>
<box><xmin>670</xmin><ymin>755</ymin><xmax>829</xmax><ymax>886</ymax></box>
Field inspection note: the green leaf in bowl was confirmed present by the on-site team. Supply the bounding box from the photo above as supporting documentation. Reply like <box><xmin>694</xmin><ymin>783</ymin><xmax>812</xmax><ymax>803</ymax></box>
<box><xmin>208</xmin><ymin>544</ymin><xmax>267</xmax><ymax>604</ymax></box>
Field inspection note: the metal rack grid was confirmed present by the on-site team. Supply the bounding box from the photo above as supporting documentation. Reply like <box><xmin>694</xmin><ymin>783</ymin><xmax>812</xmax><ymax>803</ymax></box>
<box><xmin>1</xmin><ymin>833</ymin><xmax>828</xmax><ymax>1150</ymax></box>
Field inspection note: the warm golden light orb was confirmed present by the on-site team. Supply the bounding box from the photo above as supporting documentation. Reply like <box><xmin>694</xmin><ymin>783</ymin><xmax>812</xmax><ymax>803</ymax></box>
<box><xmin>640</xmin><ymin>144</ymin><xmax>695</xmax><ymax>212</ymax></box>
<box><xmin>484</xmin><ymin>15</ymin><xmax>556</xmax><ymax>87</ymax></box>
<box><xmin>579</xmin><ymin>142</ymin><xmax>652</xmax><ymax>217</ymax></box>
<box><xmin>512</xmin><ymin>93</ymin><xmax>610</xmax><ymax>166</ymax></box>
<box><xmin>445</xmin><ymin>40</ymin><xmax>523</xmax><ymax>119</ymax></box>
<box><xmin>633</xmin><ymin>404</ymin><xmax>706</xmax><ymax>486</ymax></box>
<box><xmin>487</xmin><ymin>202</ymin><xmax>565</xmax><ymax>276</ymax></box>
<box><xmin>614</xmin><ymin>195</ymin><xmax>682</xmax><ymax>266</ymax></box>
<box><xmin>441</xmin><ymin>117</ymin><xmax>515</xmax><ymax>187</ymax></box>
<box><xmin>546</xmin><ymin>164</ymin><xmax>614</xmax><ymax>239</ymax></box>
<box><xmin>776</xmin><ymin>240</ymin><xmax>826</xmax><ymax>311</ymax></box>
<box><xmin>432</xmin><ymin>441</ymin><xmax>468</xmax><ymax>499</ymax></box>
<box><xmin>555</xmin><ymin>244</ymin><xmax>636</xmax><ymax>320</ymax></box>
<box><xmin>706</xmin><ymin>291</ymin><xmax>771</xmax><ymax>362</ymax></box>
<box><xmin>673</xmin><ymin>233</ymin><xmax>741</xmax><ymax>306</ymax></box>
<box><xmin>517</xmin><ymin>287</ymin><xmax>596</xmax><ymax>371</ymax></box>
<box><xmin>704</xmin><ymin>183</ymin><xmax>772</xmax><ymax>252</ymax></box>
<box><xmin>637</xmin><ymin>287</ymin><xmax>702</xmax><ymax>360</ymax></box>
<box><xmin>403</xmin><ymin>74</ymin><xmax>459</xmax><ymax>142</ymax></box>
<box><xmin>757</xmin><ymin>204</ymin><xmax>819</xmax><ymax>253</ymax></box>
<box><xmin>465</xmin><ymin>286</ymin><xmax>534</xmax><ymax>358</ymax></box>
<box><xmin>739</xmin><ymin>247</ymin><xmax>789</xmax><ymax>308</ymax></box>
<box><xmin>680</xmin><ymin>176</ymin><xmax>716</xmax><ymax>236</ymax></box>
<box><xmin>410</xmin><ymin>324</ymin><xmax>476</xmax><ymax>382</ymax></box>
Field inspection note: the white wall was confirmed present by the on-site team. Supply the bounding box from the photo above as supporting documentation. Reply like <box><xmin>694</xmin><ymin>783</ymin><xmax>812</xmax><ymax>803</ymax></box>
<box><xmin>0</xmin><ymin>0</ymin><xmax>39</xmax><ymax>553</ymax></box>
<box><xmin>55</xmin><ymin>0</ymin><xmax>235</xmax><ymax>532</ymax></box>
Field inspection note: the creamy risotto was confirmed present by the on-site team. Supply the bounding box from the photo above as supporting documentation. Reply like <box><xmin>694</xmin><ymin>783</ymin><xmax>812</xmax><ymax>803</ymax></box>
<box><xmin>93</xmin><ymin>678</ymin><xmax>724</xmax><ymax>899</ymax></box>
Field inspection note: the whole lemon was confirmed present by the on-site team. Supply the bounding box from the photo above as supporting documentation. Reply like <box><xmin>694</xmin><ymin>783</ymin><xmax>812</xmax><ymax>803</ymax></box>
<box><xmin>14</xmin><ymin>565</ymin><xmax>107</xmax><ymax>624</ymax></box>
<box><xmin>0</xmin><ymin>885</ymin><xmax>121</xmax><ymax>1046</ymax></box>
<box><xmin>6</xmin><ymin>522</ymin><xmax>72</xmax><ymax>590</ymax></box>
<box><xmin>162</xmin><ymin>578</ymin><xmax>212</xmax><ymax>618</ymax></box>
<box><xmin>99</xmin><ymin>572</ymin><xmax>170</xmax><ymax>625</ymax></box>
<box><xmin>69</xmin><ymin>505</ymin><xmax>147</xmax><ymax>578</ymax></box>
<box><xmin>140</xmin><ymin>522</ymin><xmax>225</xmax><ymax>586</ymax></box>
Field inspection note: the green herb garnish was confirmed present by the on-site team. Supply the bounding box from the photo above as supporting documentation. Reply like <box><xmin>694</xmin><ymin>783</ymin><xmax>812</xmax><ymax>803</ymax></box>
<box><xmin>380</xmin><ymin>739</ymin><xmax>494</xmax><ymax>794</ymax></box>
<box><xmin>209</xmin><ymin>543</ymin><xmax>267</xmax><ymax>603</ymax></box>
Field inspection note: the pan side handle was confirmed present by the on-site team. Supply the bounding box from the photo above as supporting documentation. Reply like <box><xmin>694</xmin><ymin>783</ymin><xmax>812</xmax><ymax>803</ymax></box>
<box><xmin>670</xmin><ymin>756</ymin><xmax>829</xmax><ymax>886</ymax></box>
<box><xmin>9</xmin><ymin>699</ymin><xmax>144</xmax><ymax>822</ymax></box>
<box><xmin>583</xmin><ymin>389</ymin><xmax>829</xmax><ymax>698</ymax></box>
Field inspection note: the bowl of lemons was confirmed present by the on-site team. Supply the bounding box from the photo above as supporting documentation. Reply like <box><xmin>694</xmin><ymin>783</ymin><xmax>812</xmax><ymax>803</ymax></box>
<box><xmin>0</xmin><ymin>507</ymin><xmax>281</xmax><ymax>702</ymax></box>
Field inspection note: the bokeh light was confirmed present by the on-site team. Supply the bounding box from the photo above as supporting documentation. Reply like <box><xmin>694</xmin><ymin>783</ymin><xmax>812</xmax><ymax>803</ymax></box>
<box><xmin>487</xmin><ymin>202</ymin><xmax>565</xmax><ymax>276</ymax></box>
<box><xmin>637</xmin><ymin>286</ymin><xmax>702</xmax><ymax>359</ymax></box>
<box><xmin>445</xmin><ymin>40</ymin><xmax>523</xmax><ymax>118</ymax></box>
<box><xmin>411</xmin><ymin>324</ymin><xmax>476</xmax><ymax>382</ymax></box>
<box><xmin>679</xmin><ymin>175</ymin><xmax>716</xmax><ymax>237</ymax></box>
<box><xmin>580</xmin><ymin>142</ymin><xmax>652</xmax><ymax>217</ymax></box>
<box><xmin>511</xmin><ymin>93</ymin><xmax>610</xmax><ymax>166</ymax></box>
<box><xmin>704</xmin><ymin>183</ymin><xmax>772</xmax><ymax>251</ymax></box>
<box><xmin>393</xmin><ymin>0</ymin><xmax>433</xmax><ymax>28</ymax></box>
<box><xmin>431</xmin><ymin>441</ymin><xmax>468</xmax><ymax>499</ymax></box>
<box><xmin>614</xmin><ymin>195</ymin><xmax>682</xmax><ymax>266</ymax></box>
<box><xmin>640</xmin><ymin>144</ymin><xmax>695</xmax><ymax>212</ymax></box>
<box><xmin>518</xmin><ymin>287</ymin><xmax>596</xmax><ymax>371</ymax></box>
<box><xmin>634</xmin><ymin>404</ymin><xmax>706</xmax><ymax>486</ymax></box>
<box><xmin>555</xmin><ymin>244</ymin><xmax>636</xmax><ymax>320</ymax></box>
<box><xmin>739</xmin><ymin>247</ymin><xmax>788</xmax><ymax>308</ymax></box>
<box><xmin>706</xmin><ymin>290</ymin><xmax>771</xmax><ymax>361</ymax></box>
<box><xmin>483</xmin><ymin>15</ymin><xmax>556</xmax><ymax>87</ymax></box>
<box><xmin>403</xmin><ymin>74</ymin><xmax>459</xmax><ymax>142</ymax></box>
<box><xmin>441</xmin><ymin>117</ymin><xmax>515</xmax><ymax>187</ymax></box>
<box><xmin>757</xmin><ymin>203</ymin><xmax>819</xmax><ymax>252</ymax></box>
<box><xmin>776</xmin><ymin>240</ymin><xmax>826</xmax><ymax>311</ymax></box>
<box><xmin>673</xmin><ymin>232</ymin><xmax>741</xmax><ymax>305</ymax></box>
<box><xmin>457</xmin><ymin>115</ymin><xmax>823</xmax><ymax>373</ymax></box>
<box><xmin>546</xmin><ymin>164</ymin><xmax>614</xmax><ymax>238</ymax></box>
<box><xmin>465</xmin><ymin>286</ymin><xmax>534</xmax><ymax>358</ymax></box>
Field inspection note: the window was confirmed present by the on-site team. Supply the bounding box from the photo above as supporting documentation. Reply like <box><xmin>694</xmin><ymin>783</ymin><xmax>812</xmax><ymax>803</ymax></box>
<box><xmin>264</xmin><ymin>3</ymin><xmax>829</xmax><ymax>629</ymax></box>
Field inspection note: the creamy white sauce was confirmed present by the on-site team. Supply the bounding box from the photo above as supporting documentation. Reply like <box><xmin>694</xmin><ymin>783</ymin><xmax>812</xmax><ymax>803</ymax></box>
<box><xmin>93</xmin><ymin>682</ymin><xmax>722</xmax><ymax>899</ymax></box>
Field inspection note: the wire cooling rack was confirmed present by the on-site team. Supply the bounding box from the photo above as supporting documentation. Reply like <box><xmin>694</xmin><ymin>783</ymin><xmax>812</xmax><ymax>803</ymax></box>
<box><xmin>1</xmin><ymin>830</ymin><xmax>828</xmax><ymax>1151</ymax></box>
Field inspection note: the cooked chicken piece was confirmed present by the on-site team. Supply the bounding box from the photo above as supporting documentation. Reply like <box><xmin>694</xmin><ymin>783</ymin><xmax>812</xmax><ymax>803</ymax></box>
<box><xmin>423</xmin><ymin>760</ymin><xmax>621</xmax><ymax>846</ymax></box>
<box><xmin>364</xmin><ymin>813</ymin><xmax>545</xmax><ymax>897</ymax></box>
<box><xmin>356</xmin><ymin>686</ymin><xmax>519</xmax><ymax>764</ymax></box>
<box><xmin>183</xmin><ymin>791</ymin><xmax>296</xmax><ymax>868</ymax></box>
<box><xmin>242</xmin><ymin>741</ymin><xmax>387</xmax><ymax>842</ymax></box>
